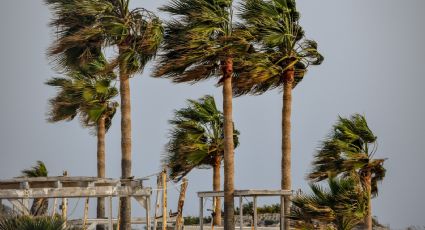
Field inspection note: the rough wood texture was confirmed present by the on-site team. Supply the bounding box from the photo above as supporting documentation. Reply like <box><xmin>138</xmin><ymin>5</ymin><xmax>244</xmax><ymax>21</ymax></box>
<box><xmin>198</xmin><ymin>190</ymin><xmax>292</xmax><ymax>198</ymax></box>
<box><xmin>162</xmin><ymin>171</ymin><xmax>167</xmax><ymax>230</ymax></box>
<box><xmin>97</xmin><ymin>116</ymin><xmax>106</xmax><ymax>230</ymax></box>
<box><xmin>0</xmin><ymin>186</ymin><xmax>151</xmax><ymax>199</ymax></box>
<box><xmin>281</xmin><ymin>69</ymin><xmax>294</xmax><ymax>230</ymax></box>
<box><xmin>119</xmin><ymin>47</ymin><xmax>133</xmax><ymax>230</ymax></box>
<box><xmin>175</xmin><ymin>179</ymin><xmax>188</xmax><ymax>230</ymax></box>
<box><xmin>222</xmin><ymin>57</ymin><xmax>235</xmax><ymax>230</ymax></box>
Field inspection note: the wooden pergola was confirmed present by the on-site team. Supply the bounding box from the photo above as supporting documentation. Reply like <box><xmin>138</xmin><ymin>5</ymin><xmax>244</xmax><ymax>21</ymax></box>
<box><xmin>197</xmin><ymin>190</ymin><xmax>292</xmax><ymax>230</ymax></box>
<box><xmin>0</xmin><ymin>176</ymin><xmax>152</xmax><ymax>230</ymax></box>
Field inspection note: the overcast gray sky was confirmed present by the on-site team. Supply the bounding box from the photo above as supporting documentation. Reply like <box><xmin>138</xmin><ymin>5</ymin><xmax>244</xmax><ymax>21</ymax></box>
<box><xmin>1</xmin><ymin>0</ymin><xmax>425</xmax><ymax>229</ymax></box>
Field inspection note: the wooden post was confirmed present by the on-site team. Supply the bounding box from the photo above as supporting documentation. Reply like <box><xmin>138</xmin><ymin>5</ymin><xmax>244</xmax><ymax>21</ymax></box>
<box><xmin>162</xmin><ymin>171</ymin><xmax>167</xmax><ymax>230</ymax></box>
<box><xmin>20</xmin><ymin>182</ymin><xmax>29</xmax><ymax>212</ymax></box>
<box><xmin>280</xmin><ymin>195</ymin><xmax>285</xmax><ymax>230</ymax></box>
<box><xmin>154</xmin><ymin>175</ymin><xmax>161</xmax><ymax>230</ymax></box>
<box><xmin>175</xmin><ymin>179</ymin><xmax>188</xmax><ymax>230</ymax></box>
<box><xmin>117</xmin><ymin>198</ymin><xmax>121</xmax><ymax>230</ymax></box>
<box><xmin>146</xmin><ymin>196</ymin><xmax>151</xmax><ymax>230</ymax></box>
<box><xmin>199</xmin><ymin>197</ymin><xmax>204</xmax><ymax>230</ymax></box>
<box><xmin>239</xmin><ymin>196</ymin><xmax>243</xmax><ymax>230</ymax></box>
<box><xmin>108</xmin><ymin>196</ymin><xmax>113</xmax><ymax>230</ymax></box>
<box><xmin>52</xmin><ymin>198</ymin><xmax>57</xmax><ymax>217</ymax></box>
<box><xmin>83</xmin><ymin>197</ymin><xmax>90</xmax><ymax>230</ymax></box>
<box><xmin>253</xmin><ymin>196</ymin><xmax>257</xmax><ymax>230</ymax></box>
<box><xmin>61</xmin><ymin>171</ymin><xmax>68</xmax><ymax>227</ymax></box>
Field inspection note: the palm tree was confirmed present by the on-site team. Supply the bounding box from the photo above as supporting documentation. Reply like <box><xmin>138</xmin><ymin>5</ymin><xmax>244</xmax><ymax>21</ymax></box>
<box><xmin>234</xmin><ymin>1</ymin><xmax>324</xmax><ymax>227</ymax></box>
<box><xmin>290</xmin><ymin>178</ymin><xmax>367</xmax><ymax>230</ymax></box>
<box><xmin>162</xmin><ymin>95</ymin><xmax>240</xmax><ymax>225</ymax></box>
<box><xmin>0</xmin><ymin>216</ymin><xmax>78</xmax><ymax>230</ymax></box>
<box><xmin>45</xmin><ymin>1</ymin><xmax>163</xmax><ymax>228</ymax></box>
<box><xmin>21</xmin><ymin>161</ymin><xmax>49</xmax><ymax>216</ymax></box>
<box><xmin>46</xmin><ymin>64</ymin><xmax>118</xmax><ymax>229</ymax></box>
<box><xmin>154</xmin><ymin>1</ymin><xmax>252</xmax><ymax>228</ymax></box>
<box><xmin>308</xmin><ymin>114</ymin><xmax>386</xmax><ymax>230</ymax></box>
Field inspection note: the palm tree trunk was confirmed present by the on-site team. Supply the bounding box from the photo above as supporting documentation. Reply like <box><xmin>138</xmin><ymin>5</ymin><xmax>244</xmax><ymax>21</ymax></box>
<box><xmin>213</xmin><ymin>155</ymin><xmax>222</xmax><ymax>226</ymax></box>
<box><xmin>365</xmin><ymin>171</ymin><xmax>373</xmax><ymax>230</ymax></box>
<box><xmin>281</xmin><ymin>69</ymin><xmax>294</xmax><ymax>230</ymax></box>
<box><xmin>97</xmin><ymin>115</ymin><xmax>106</xmax><ymax>230</ymax></box>
<box><xmin>222</xmin><ymin>57</ymin><xmax>235</xmax><ymax>230</ymax></box>
<box><xmin>119</xmin><ymin>47</ymin><xmax>132</xmax><ymax>230</ymax></box>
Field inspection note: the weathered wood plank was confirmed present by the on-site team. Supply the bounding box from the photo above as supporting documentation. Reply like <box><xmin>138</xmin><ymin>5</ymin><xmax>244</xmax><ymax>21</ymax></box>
<box><xmin>197</xmin><ymin>190</ymin><xmax>292</xmax><ymax>198</ymax></box>
<box><xmin>0</xmin><ymin>186</ymin><xmax>152</xmax><ymax>199</ymax></box>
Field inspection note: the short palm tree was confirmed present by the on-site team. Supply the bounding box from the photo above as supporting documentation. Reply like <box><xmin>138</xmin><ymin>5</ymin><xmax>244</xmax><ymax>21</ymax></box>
<box><xmin>0</xmin><ymin>216</ymin><xmax>77</xmax><ymax>230</ymax></box>
<box><xmin>290</xmin><ymin>178</ymin><xmax>367</xmax><ymax>230</ymax></box>
<box><xmin>162</xmin><ymin>95</ymin><xmax>240</xmax><ymax>225</ymax></box>
<box><xmin>46</xmin><ymin>1</ymin><xmax>163</xmax><ymax>228</ymax></box>
<box><xmin>154</xmin><ymin>1</ymin><xmax>251</xmax><ymax>228</ymax></box>
<box><xmin>308</xmin><ymin>114</ymin><xmax>386</xmax><ymax>230</ymax></box>
<box><xmin>21</xmin><ymin>161</ymin><xmax>49</xmax><ymax>216</ymax></box>
<box><xmin>235</xmin><ymin>1</ymin><xmax>323</xmax><ymax>227</ymax></box>
<box><xmin>46</xmin><ymin>63</ymin><xmax>118</xmax><ymax>229</ymax></box>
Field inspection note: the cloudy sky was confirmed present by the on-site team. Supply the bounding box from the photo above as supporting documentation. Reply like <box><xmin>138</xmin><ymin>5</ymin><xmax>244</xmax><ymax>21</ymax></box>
<box><xmin>1</xmin><ymin>0</ymin><xmax>424</xmax><ymax>229</ymax></box>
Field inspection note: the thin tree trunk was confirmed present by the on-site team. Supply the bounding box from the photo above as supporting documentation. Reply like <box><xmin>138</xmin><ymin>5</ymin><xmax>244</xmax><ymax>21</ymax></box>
<box><xmin>119</xmin><ymin>47</ymin><xmax>132</xmax><ymax>230</ymax></box>
<box><xmin>281</xmin><ymin>69</ymin><xmax>294</xmax><ymax>230</ymax></box>
<box><xmin>213</xmin><ymin>155</ymin><xmax>222</xmax><ymax>226</ymax></box>
<box><xmin>222</xmin><ymin>57</ymin><xmax>235</xmax><ymax>230</ymax></box>
<box><xmin>97</xmin><ymin>115</ymin><xmax>106</xmax><ymax>230</ymax></box>
<box><xmin>365</xmin><ymin>171</ymin><xmax>373</xmax><ymax>230</ymax></box>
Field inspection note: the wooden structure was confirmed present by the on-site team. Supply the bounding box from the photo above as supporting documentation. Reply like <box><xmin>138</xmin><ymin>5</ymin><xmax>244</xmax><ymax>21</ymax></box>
<box><xmin>197</xmin><ymin>190</ymin><xmax>292</xmax><ymax>230</ymax></box>
<box><xmin>0</xmin><ymin>176</ymin><xmax>151</xmax><ymax>230</ymax></box>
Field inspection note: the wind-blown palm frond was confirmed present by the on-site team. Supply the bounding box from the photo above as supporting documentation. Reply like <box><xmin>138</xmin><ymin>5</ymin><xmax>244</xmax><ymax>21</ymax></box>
<box><xmin>46</xmin><ymin>0</ymin><xmax>163</xmax><ymax>76</ymax></box>
<box><xmin>233</xmin><ymin>0</ymin><xmax>323</xmax><ymax>96</ymax></box>
<box><xmin>290</xmin><ymin>178</ymin><xmax>367</xmax><ymax>230</ymax></box>
<box><xmin>0</xmin><ymin>216</ymin><xmax>78</xmax><ymax>230</ymax></box>
<box><xmin>46</xmin><ymin>61</ymin><xmax>118</xmax><ymax>134</ymax></box>
<box><xmin>308</xmin><ymin>114</ymin><xmax>386</xmax><ymax>197</ymax></box>
<box><xmin>162</xmin><ymin>95</ymin><xmax>240</xmax><ymax>182</ymax></box>
<box><xmin>308</xmin><ymin>114</ymin><xmax>386</xmax><ymax>229</ymax></box>
<box><xmin>154</xmin><ymin>0</ymin><xmax>252</xmax><ymax>83</ymax></box>
<box><xmin>21</xmin><ymin>161</ymin><xmax>49</xmax><ymax>216</ymax></box>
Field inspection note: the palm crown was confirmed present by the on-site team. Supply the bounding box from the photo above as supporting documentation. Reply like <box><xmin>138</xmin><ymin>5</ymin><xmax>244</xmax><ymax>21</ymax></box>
<box><xmin>46</xmin><ymin>64</ymin><xmax>118</xmax><ymax>133</ymax></box>
<box><xmin>47</xmin><ymin>0</ymin><xmax>163</xmax><ymax>75</ymax></box>
<box><xmin>291</xmin><ymin>178</ymin><xmax>367</xmax><ymax>230</ymax></box>
<box><xmin>154</xmin><ymin>0</ymin><xmax>251</xmax><ymax>82</ymax></box>
<box><xmin>309</xmin><ymin>114</ymin><xmax>386</xmax><ymax>196</ymax></box>
<box><xmin>233</xmin><ymin>0</ymin><xmax>324</xmax><ymax>95</ymax></box>
<box><xmin>163</xmin><ymin>95</ymin><xmax>240</xmax><ymax>181</ymax></box>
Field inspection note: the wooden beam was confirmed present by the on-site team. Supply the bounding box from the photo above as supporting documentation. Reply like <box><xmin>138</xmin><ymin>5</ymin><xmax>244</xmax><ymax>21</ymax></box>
<box><xmin>197</xmin><ymin>190</ymin><xmax>292</xmax><ymax>198</ymax></box>
<box><xmin>0</xmin><ymin>186</ymin><xmax>151</xmax><ymax>199</ymax></box>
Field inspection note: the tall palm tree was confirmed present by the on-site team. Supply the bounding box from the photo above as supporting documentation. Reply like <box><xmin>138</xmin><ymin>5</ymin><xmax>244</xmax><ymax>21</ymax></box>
<box><xmin>308</xmin><ymin>114</ymin><xmax>386</xmax><ymax>230</ymax></box>
<box><xmin>234</xmin><ymin>1</ymin><xmax>323</xmax><ymax>227</ymax></box>
<box><xmin>162</xmin><ymin>95</ymin><xmax>240</xmax><ymax>225</ymax></box>
<box><xmin>290</xmin><ymin>178</ymin><xmax>367</xmax><ymax>230</ymax></box>
<box><xmin>154</xmin><ymin>1</ymin><xmax>251</xmax><ymax>228</ymax></box>
<box><xmin>46</xmin><ymin>1</ymin><xmax>163</xmax><ymax>228</ymax></box>
<box><xmin>46</xmin><ymin>64</ymin><xmax>118</xmax><ymax>229</ymax></box>
<box><xmin>21</xmin><ymin>161</ymin><xmax>49</xmax><ymax>216</ymax></box>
